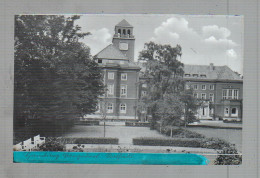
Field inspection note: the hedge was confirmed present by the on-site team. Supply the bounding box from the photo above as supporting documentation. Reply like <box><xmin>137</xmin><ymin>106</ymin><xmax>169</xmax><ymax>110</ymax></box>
<box><xmin>74</xmin><ymin>120</ymin><xmax>99</xmax><ymax>126</ymax></box>
<box><xmin>37</xmin><ymin>137</ymin><xmax>119</xmax><ymax>151</ymax></box>
<box><xmin>132</xmin><ymin>137</ymin><xmax>230</xmax><ymax>150</ymax></box>
<box><xmin>125</xmin><ymin>122</ymin><xmax>151</xmax><ymax>127</ymax></box>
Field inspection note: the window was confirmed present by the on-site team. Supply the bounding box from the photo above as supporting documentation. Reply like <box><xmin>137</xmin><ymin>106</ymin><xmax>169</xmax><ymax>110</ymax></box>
<box><xmin>202</xmin><ymin>107</ymin><xmax>207</xmax><ymax>116</ymax></box>
<box><xmin>193</xmin><ymin>93</ymin><xmax>198</xmax><ymax>98</ymax></box>
<box><xmin>201</xmin><ymin>93</ymin><xmax>206</xmax><ymax>100</ymax></box>
<box><xmin>224</xmin><ymin>107</ymin><xmax>229</xmax><ymax>117</ymax></box>
<box><xmin>209</xmin><ymin>93</ymin><xmax>214</xmax><ymax>102</ymax></box>
<box><xmin>120</xmin><ymin>85</ymin><xmax>127</xmax><ymax>96</ymax></box>
<box><xmin>193</xmin><ymin>84</ymin><xmax>198</xmax><ymax>90</ymax></box>
<box><xmin>123</xmin><ymin>29</ymin><xmax>126</xmax><ymax>35</ymax></box>
<box><xmin>108</xmin><ymin>72</ymin><xmax>114</xmax><ymax>80</ymax></box>
<box><xmin>107</xmin><ymin>103</ymin><xmax>113</xmax><ymax>113</ymax></box>
<box><xmin>141</xmin><ymin>91</ymin><xmax>147</xmax><ymax>97</ymax></box>
<box><xmin>121</xmin><ymin>73</ymin><xmax>127</xmax><ymax>80</ymax></box>
<box><xmin>118</xmin><ymin>29</ymin><xmax>121</xmax><ymax>35</ymax></box>
<box><xmin>98</xmin><ymin>59</ymin><xmax>102</xmax><ymax>63</ymax></box>
<box><xmin>120</xmin><ymin>103</ymin><xmax>126</xmax><ymax>113</ymax></box>
<box><xmin>231</xmin><ymin>108</ymin><xmax>238</xmax><ymax>117</ymax></box>
<box><xmin>107</xmin><ymin>84</ymin><xmax>114</xmax><ymax>96</ymax></box>
<box><xmin>96</xmin><ymin>103</ymin><xmax>100</xmax><ymax>113</ymax></box>
<box><xmin>202</xmin><ymin>84</ymin><xmax>206</xmax><ymax>90</ymax></box>
<box><xmin>234</xmin><ymin>89</ymin><xmax>239</xmax><ymax>99</ymax></box>
<box><xmin>193</xmin><ymin>74</ymin><xmax>198</xmax><ymax>77</ymax></box>
<box><xmin>222</xmin><ymin>89</ymin><xmax>239</xmax><ymax>100</ymax></box>
<box><xmin>200</xmin><ymin>74</ymin><xmax>206</xmax><ymax>78</ymax></box>
<box><xmin>186</xmin><ymin>84</ymin><xmax>190</xmax><ymax>89</ymax></box>
<box><xmin>210</xmin><ymin>84</ymin><xmax>214</xmax><ymax>90</ymax></box>
<box><xmin>142</xmin><ymin>83</ymin><xmax>147</xmax><ymax>88</ymax></box>
<box><xmin>185</xmin><ymin>74</ymin><xmax>191</xmax><ymax>77</ymax></box>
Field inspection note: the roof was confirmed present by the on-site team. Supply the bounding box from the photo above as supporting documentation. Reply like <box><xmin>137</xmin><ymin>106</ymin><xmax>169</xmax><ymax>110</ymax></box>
<box><xmin>183</xmin><ymin>64</ymin><xmax>242</xmax><ymax>81</ymax></box>
<box><xmin>95</xmin><ymin>44</ymin><xmax>128</xmax><ymax>60</ymax></box>
<box><xmin>115</xmin><ymin>19</ymin><xmax>133</xmax><ymax>27</ymax></box>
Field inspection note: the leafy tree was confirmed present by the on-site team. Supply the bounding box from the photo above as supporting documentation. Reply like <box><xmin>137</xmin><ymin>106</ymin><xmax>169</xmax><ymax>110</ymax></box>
<box><xmin>14</xmin><ymin>15</ymin><xmax>104</xmax><ymax>129</ymax></box>
<box><xmin>138</xmin><ymin>42</ymin><xmax>200</xmax><ymax>127</ymax></box>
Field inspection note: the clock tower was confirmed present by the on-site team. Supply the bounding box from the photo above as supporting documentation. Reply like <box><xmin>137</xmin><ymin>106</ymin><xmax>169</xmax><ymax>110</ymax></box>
<box><xmin>112</xmin><ymin>19</ymin><xmax>135</xmax><ymax>62</ymax></box>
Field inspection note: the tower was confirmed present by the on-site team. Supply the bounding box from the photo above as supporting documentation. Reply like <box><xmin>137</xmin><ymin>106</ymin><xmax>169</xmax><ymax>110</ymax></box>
<box><xmin>112</xmin><ymin>19</ymin><xmax>135</xmax><ymax>62</ymax></box>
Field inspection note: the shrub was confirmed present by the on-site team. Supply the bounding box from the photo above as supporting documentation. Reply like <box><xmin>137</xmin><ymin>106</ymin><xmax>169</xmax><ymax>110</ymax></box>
<box><xmin>214</xmin><ymin>147</ymin><xmax>242</xmax><ymax>165</ymax></box>
<box><xmin>74</xmin><ymin>137</ymin><xmax>118</xmax><ymax>144</ymax></box>
<box><xmin>133</xmin><ymin>137</ymin><xmax>202</xmax><ymax>147</ymax></box>
<box><xmin>36</xmin><ymin>137</ymin><xmax>119</xmax><ymax>151</ymax></box>
<box><xmin>154</xmin><ymin>123</ymin><xmax>205</xmax><ymax>138</ymax></box>
<box><xmin>125</xmin><ymin>122</ymin><xmax>151</xmax><ymax>127</ymax></box>
<box><xmin>132</xmin><ymin>137</ymin><xmax>231</xmax><ymax>150</ymax></box>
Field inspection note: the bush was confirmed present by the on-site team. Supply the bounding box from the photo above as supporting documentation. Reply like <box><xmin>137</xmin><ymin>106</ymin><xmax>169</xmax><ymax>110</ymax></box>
<box><xmin>74</xmin><ymin>137</ymin><xmax>118</xmax><ymax>144</ymax></box>
<box><xmin>125</xmin><ymin>122</ymin><xmax>150</xmax><ymax>127</ymax></box>
<box><xmin>132</xmin><ymin>137</ymin><xmax>231</xmax><ymax>150</ymax></box>
<box><xmin>36</xmin><ymin>137</ymin><xmax>119</xmax><ymax>151</ymax></box>
<box><xmin>74</xmin><ymin>120</ymin><xmax>99</xmax><ymax>126</ymax></box>
<box><xmin>133</xmin><ymin>137</ymin><xmax>202</xmax><ymax>147</ymax></box>
<box><xmin>154</xmin><ymin>123</ymin><xmax>205</xmax><ymax>138</ymax></box>
<box><xmin>214</xmin><ymin>147</ymin><xmax>242</xmax><ymax>165</ymax></box>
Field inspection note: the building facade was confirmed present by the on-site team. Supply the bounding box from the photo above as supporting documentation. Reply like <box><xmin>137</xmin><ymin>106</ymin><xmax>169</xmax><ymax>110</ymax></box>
<box><xmin>85</xmin><ymin>20</ymin><xmax>141</xmax><ymax>120</ymax></box>
<box><xmin>184</xmin><ymin>63</ymin><xmax>243</xmax><ymax>121</ymax></box>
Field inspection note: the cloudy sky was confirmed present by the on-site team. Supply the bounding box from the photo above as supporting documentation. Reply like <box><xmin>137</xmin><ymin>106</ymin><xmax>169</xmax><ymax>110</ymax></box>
<box><xmin>76</xmin><ymin>14</ymin><xmax>243</xmax><ymax>74</ymax></box>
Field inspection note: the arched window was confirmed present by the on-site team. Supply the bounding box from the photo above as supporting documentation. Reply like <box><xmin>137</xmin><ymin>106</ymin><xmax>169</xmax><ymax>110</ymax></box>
<box><xmin>120</xmin><ymin>103</ymin><xmax>126</xmax><ymax>113</ymax></box>
<box><xmin>123</xmin><ymin>29</ymin><xmax>126</xmax><ymax>35</ymax></box>
<box><xmin>127</xmin><ymin>29</ymin><xmax>130</xmax><ymax>36</ymax></box>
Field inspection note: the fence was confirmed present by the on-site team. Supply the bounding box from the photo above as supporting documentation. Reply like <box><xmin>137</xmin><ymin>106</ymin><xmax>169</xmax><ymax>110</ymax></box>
<box><xmin>13</xmin><ymin>135</ymin><xmax>45</xmax><ymax>151</ymax></box>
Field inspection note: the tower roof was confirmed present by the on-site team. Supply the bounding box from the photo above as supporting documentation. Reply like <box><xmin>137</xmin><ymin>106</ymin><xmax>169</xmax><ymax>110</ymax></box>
<box><xmin>115</xmin><ymin>19</ymin><xmax>133</xmax><ymax>27</ymax></box>
<box><xmin>94</xmin><ymin>44</ymin><xmax>128</xmax><ymax>60</ymax></box>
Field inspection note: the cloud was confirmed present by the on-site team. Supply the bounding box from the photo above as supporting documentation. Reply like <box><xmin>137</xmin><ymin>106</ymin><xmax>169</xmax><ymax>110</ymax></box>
<box><xmin>204</xmin><ymin>36</ymin><xmax>237</xmax><ymax>47</ymax></box>
<box><xmin>226</xmin><ymin>49</ymin><xmax>237</xmax><ymax>58</ymax></box>
<box><xmin>202</xmin><ymin>25</ymin><xmax>231</xmax><ymax>39</ymax></box>
<box><xmin>150</xmin><ymin>17</ymin><xmax>242</xmax><ymax>73</ymax></box>
<box><xmin>82</xmin><ymin>28</ymin><xmax>112</xmax><ymax>55</ymax></box>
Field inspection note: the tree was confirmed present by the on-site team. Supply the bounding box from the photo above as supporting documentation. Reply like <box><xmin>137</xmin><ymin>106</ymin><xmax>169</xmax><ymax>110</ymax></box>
<box><xmin>138</xmin><ymin>41</ymin><xmax>200</xmax><ymax>127</ymax></box>
<box><xmin>14</xmin><ymin>15</ymin><xmax>104</xmax><ymax>129</ymax></box>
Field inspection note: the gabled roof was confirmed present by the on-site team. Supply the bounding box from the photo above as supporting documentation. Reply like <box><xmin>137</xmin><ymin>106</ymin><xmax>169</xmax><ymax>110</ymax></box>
<box><xmin>115</xmin><ymin>19</ymin><xmax>133</xmax><ymax>27</ymax></box>
<box><xmin>183</xmin><ymin>64</ymin><xmax>242</xmax><ymax>81</ymax></box>
<box><xmin>95</xmin><ymin>44</ymin><xmax>128</xmax><ymax>60</ymax></box>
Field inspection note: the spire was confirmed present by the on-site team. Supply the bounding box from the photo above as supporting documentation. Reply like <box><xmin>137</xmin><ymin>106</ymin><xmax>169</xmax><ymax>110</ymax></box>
<box><xmin>115</xmin><ymin>19</ymin><xmax>133</xmax><ymax>27</ymax></box>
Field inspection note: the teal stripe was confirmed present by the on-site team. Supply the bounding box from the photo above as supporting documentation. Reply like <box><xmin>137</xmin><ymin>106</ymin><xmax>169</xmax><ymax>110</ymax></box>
<box><xmin>13</xmin><ymin>151</ymin><xmax>209</xmax><ymax>165</ymax></box>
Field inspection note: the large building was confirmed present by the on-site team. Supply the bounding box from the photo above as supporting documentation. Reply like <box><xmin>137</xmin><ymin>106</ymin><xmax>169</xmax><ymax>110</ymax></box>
<box><xmin>184</xmin><ymin>63</ymin><xmax>243</xmax><ymax>121</ymax></box>
<box><xmin>85</xmin><ymin>19</ymin><xmax>141</xmax><ymax>120</ymax></box>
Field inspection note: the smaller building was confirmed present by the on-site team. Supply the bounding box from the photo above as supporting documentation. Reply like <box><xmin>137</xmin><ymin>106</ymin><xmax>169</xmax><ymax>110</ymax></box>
<box><xmin>184</xmin><ymin>63</ymin><xmax>243</xmax><ymax>121</ymax></box>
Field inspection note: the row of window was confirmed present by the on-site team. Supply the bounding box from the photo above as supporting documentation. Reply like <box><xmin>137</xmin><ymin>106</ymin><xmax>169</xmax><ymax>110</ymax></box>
<box><xmin>185</xmin><ymin>74</ymin><xmax>206</xmax><ymax>78</ymax></box>
<box><xmin>222</xmin><ymin>89</ymin><xmax>239</xmax><ymax>100</ymax></box>
<box><xmin>186</xmin><ymin>84</ymin><xmax>215</xmax><ymax>90</ymax></box>
<box><xmin>194</xmin><ymin>93</ymin><xmax>214</xmax><ymax>102</ymax></box>
<box><xmin>97</xmin><ymin>103</ymin><xmax>127</xmax><ymax>114</ymax></box>
<box><xmin>108</xmin><ymin>72</ymin><xmax>127</xmax><ymax>80</ymax></box>
<box><xmin>107</xmin><ymin>84</ymin><xmax>127</xmax><ymax>96</ymax></box>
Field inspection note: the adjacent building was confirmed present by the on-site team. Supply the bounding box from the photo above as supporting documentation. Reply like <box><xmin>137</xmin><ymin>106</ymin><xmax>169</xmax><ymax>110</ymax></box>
<box><xmin>184</xmin><ymin>63</ymin><xmax>243</xmax><ymax>121</ymax></box>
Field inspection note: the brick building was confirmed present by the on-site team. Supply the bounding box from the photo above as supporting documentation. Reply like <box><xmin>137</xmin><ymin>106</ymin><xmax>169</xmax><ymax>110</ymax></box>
<box><xmin>184</xmin><ymin>63</ymin><xmax>243</xmax><ymax>121</ymax></box>
<box><xmin>85</xmin><ymin>19</ymin><xmax>141</xmax><ymax>120</ymax></box>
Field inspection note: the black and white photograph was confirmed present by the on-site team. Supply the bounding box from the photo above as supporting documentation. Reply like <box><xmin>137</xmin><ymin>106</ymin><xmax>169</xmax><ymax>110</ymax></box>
<box><xmin>13</xmin><ymin>14</ymin><xmax>243</xmax><ymax>165</ymax></box>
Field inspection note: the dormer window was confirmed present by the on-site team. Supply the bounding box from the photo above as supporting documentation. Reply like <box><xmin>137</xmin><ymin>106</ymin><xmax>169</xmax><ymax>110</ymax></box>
<box><xmin>193</xmin><ymin>74</ymin><xmax>199</xmax><ymax>77</ymax></box>
<box><xmin>200</xmin><ymin>74</ymin><xmax>206</xmax><ymax>78</ymax></box>
<box><xmin>185</xmin><ymin>74</ymin><xmax>191</xmax><ymax>77</ymax></box>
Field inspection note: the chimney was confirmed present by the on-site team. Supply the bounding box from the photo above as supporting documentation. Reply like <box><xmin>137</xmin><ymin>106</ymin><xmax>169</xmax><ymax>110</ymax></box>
<box><xmin>210</xmin><ymin>63</ymin><xmax>214</xmax><ymax>70</ymax></box>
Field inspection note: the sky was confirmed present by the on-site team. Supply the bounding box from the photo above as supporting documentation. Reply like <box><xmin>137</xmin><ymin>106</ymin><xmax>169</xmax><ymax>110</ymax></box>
<box><xmin>76</xmin><ymin>14</ymin><xmax>244</xmax><ymax>74</ymax></box>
